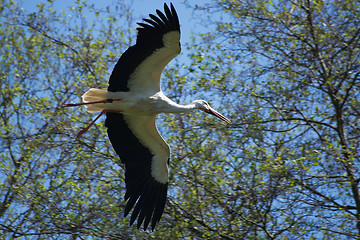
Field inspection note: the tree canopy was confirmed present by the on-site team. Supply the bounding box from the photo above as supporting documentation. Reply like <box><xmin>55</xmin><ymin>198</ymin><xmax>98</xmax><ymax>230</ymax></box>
<box><xmin>1</xmin><ymin>0</ymin><xmax>359</xmax><ymax>239</ymax></box>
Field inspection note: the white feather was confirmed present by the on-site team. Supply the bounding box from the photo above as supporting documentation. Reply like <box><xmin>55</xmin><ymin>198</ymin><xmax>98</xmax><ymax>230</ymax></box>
<box><xmin>124</xmin><ymin>115</ymin><xmax>170</xmax><ymax>184</ymax></box>
<box><xmin>128</xmin><ymin>31</ymin><xmax>181</xmax><ymax>93</ymax></box>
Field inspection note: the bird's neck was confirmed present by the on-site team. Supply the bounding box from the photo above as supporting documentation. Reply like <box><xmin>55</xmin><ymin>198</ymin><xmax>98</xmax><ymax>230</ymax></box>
<box><xmin>163</xmin><ymin>101</ymin><xmax>196</xmax><ymax>113</ymax></box>
<box><xmin>153</xmin><ymin>91</ymin><xmax>197</xmax><ymax>113</ymax></box>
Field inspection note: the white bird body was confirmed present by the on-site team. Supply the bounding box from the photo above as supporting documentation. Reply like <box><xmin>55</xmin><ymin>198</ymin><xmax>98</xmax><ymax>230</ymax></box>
<box><xmin>82</xmin><ymin>89</ymin><xmax>197</xmax><ymax>115</ymax></box>
<box><xmin>64</xmin><ymin>3</ymin><xmax>230</xmax><ymax>231</ymax></box>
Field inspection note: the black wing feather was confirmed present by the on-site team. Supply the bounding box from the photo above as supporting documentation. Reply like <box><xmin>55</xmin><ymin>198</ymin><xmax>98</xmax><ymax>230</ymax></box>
<box><xmin>149</xmin><ymin>14</ymin><xmax>166</xmax><ymax>28</ymax></box>
<box><xmin>156</xmin><ymin>10</ymin><xmax>169</xmax><ymax>26</ymax></box>
<box><xmin>142</xmin><ymin>18</ymin><xmax>159</xmax><ymax>28</ymax></box>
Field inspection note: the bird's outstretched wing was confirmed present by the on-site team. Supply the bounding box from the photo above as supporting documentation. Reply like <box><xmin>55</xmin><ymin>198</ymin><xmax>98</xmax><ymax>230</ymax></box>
<box><xmin>105</xmin><ymin>112</ymin><xmax>170</xmax><ymax>230</ymax></box>
<box><xmin>108</xmin><ymin>3</ymin><xmax>181</xmax><ymax>93</ymax></box>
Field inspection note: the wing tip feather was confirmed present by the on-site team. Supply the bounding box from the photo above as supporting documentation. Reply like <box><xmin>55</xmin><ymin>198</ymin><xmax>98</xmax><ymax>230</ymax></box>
<box><xmin>125</xmin><ymin>179</ymin><xmax>168</xmax><ymax>231</ymax></box>
<box><xmin>136</xmin><ymin>2</ymin><xmax>180</xmax><ymax>34</ymax></box>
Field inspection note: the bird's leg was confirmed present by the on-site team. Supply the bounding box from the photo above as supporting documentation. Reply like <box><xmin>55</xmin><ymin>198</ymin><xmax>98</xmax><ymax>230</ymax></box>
<box><xmin>77</xmin><ymin>109</ymin><xmax>123</xmax><ymax>137</ymax></box>
<box><xmin>63</xmin><ymin>98</ymin><xmax>122</xmax><ymax>107</ymax></box>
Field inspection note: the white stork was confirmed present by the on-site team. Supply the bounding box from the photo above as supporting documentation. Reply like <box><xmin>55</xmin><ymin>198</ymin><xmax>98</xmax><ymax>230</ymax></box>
<box><xmin>64</xmin><ymin>3</ymin><xmax>230</xmax><ymax>231</ymax></box>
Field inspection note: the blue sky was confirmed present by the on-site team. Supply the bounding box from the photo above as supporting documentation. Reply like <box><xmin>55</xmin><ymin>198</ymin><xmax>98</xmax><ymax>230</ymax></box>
<box><xmin>21</xmin><ymin>0</ymin><xmax>214</xmax><ymax>47</ymax></box>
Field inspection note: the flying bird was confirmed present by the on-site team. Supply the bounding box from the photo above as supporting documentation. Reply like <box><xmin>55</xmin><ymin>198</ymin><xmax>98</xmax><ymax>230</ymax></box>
<box><xmin>64</xmin><ymin>3</ymin><xmax>230</xmax><ymax>231</ymax></box>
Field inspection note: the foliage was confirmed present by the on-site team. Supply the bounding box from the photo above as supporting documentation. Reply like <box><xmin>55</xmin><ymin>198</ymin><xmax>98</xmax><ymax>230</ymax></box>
<box><xmin>169</xmin><ymin>0</ymin><xmax>360</xmax><ymax>239</ymax></box>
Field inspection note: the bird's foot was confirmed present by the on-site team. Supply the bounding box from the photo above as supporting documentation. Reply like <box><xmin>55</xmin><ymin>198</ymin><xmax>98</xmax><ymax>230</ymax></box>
<box><xmin>77</xmin><ymin>127</ymin><xmax>90</xmax><ymax>137</ymax></box>
<box><xmin>76</xmin><ymin>109</ymin><xmax>123</xmax><ymax>137</ymax></box>
<box><xmin>63</xmin><ymin>102</ymin><xmax>82</xmax><ymax>107</ymax></box>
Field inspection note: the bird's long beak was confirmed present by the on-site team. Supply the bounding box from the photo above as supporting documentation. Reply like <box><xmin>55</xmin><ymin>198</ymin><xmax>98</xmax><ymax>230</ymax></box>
<box><xmin>205</xmin><ymin>107</ymin><xmax>231</xmax><ymax>124</ymax></box>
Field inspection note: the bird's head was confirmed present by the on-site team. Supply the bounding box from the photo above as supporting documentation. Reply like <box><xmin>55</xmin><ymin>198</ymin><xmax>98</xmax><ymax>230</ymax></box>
<box><xmin>192</xmin><ymin>100</ymin><xmax>231</xmax><ymax>123</ymax></box>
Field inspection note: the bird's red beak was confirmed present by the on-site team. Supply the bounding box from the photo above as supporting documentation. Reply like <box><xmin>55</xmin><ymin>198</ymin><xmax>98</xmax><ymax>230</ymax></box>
<box><xmin>204</xmin><ymin>107</ymin><xmax>231</xmax><ymax>123</ymax></box>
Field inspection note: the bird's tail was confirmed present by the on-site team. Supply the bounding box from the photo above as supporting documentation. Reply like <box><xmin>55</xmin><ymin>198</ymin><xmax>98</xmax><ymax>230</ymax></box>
<box><xmin>81</xmin><ymin>88</ymin><xmax>109</xmax><ymax>113</ymax></box>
